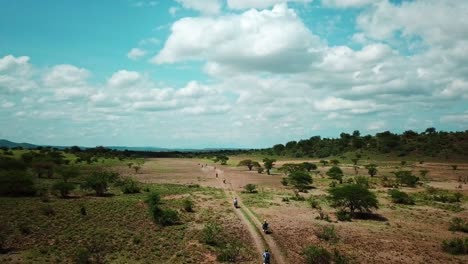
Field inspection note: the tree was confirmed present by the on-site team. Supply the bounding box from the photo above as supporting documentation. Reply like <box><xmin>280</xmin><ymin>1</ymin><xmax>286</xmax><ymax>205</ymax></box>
<box><xmin>365</xmin><ymin>164</ymin><xmax>378</xmax><ymax>177</ymax></box>
<box><xmin>52</xmin><ymin>182</ymin><xmax>75</xmax><ymax>198</ymax></box>
<box><xmin>81</xmin><ymin>171</ymin><xmax>119</xmax><ymax>196</ymax></box>
<box><xmin>133</xmin><ymin>165</ymin><xmax>141</xmax><ymax>173</ymax></box>
<box><xmin>272</xmin><ymin>144</ymin><xmax>285</xmax><ymax>155</ymax></box>
<box><xmin>279</xmin><ymin>163</ymin><xmax>306</xmax><ymax>175</ymax></box>
<box><xmin>452</xmin><ymin>165</ymin><xmax>458</xmax><ymax>170</ymax></box>
<box><xmin>262</xmin><ymin>158</ymin><xmax>276</xmax><ymax>175</ymax></box>
<box><xmin>237</xmin><ymin>160</ymin><xmax>260</xmax><ymax>171</ymax></box>
<box><xmin>351</xmin><ymin>158</ymin><xmax>359</xmax><ymax>165</ymax></box>
<box><xmin>302</xmin><ymin>162</ymin><xmax>317</xmax><ymax>172</ymax></box>
<box><xmin>214</xmin><ymin>155</ymin><xmax>229</xmax><ymax>165</ymax></box>
<box><xmin>329</xmin><ymin>184</ymin><xmax>379</xmax><ymax>215</ymax></box>
<box><xmin>326</xmin><ymin>166</ymin><xmax>343</xmax><ymax>183</ymax></box>
<box><xmin>56</xmin><ymin>166</ymin><xmax>80</xmax><ymax>182</ymax></box>
<box><xmin>127</xmin><ymin>162</ymin><xmax>133</xmax><ymax>168</ymax></box>
<box><xmin>330</xmin><ymin>159</ymin><xmax>340</xmax><ymax>166</ymax></box>
<box><xmin>288</xmin><ymin>171</ymin><xmax>313</xmax><ymax>192</ymax></box>
<box><xmin>393</xmin><ymin>171</ymin><xmax>419</xmax><ymax>187</ymax></box>
<box><xmin>320</xmin><ymin>160</ymin><xmax>329</xmax><ymax>166</ymax></box>
<box><xmin>419</xmin><ymin>169</ymin><xmax>429</xmax><ymax>180</ymax></box>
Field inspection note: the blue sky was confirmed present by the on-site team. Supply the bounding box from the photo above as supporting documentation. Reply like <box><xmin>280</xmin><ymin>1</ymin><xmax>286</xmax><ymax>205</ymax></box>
<box><xmin>1</xmin><ymin>0</ymin><xmax>467</xmax><ymax>148</ymax></box>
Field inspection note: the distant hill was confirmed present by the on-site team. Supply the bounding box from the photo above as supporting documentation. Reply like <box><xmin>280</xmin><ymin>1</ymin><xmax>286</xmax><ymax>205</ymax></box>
<box><xmin>0</xmin><ymin>139</ymin><xmax>37</xmax><ymax>149</ymax></box>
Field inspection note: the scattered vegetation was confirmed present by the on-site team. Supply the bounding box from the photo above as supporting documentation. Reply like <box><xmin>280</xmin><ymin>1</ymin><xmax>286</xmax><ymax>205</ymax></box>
<box><xmin>316</xmin><ymin>225</ymin><xmax>339</xmax><ymax>243</ymax></box>
<box><xmin>449</xmin><ymin>217</ymin><xmax>468</xmax><ymax>233</ymax></box>
<box><xmin>388</xmin><ymin>189</ymin><xmax>415</xmax><ymax>205</ymax></box>
<box><xmin>244</xmin><ymin>183</ymin><xmax>257</xmax><ymax>193</ymax></box>
<box><xmin>441</xmin><ymin>237</ymin><xmax>468</xmax><ymax>255</ymax></box>
<box><xmin>329</xmin><ymin>184</ymin><xmax>379</xmax><ymax>216</ymax></box>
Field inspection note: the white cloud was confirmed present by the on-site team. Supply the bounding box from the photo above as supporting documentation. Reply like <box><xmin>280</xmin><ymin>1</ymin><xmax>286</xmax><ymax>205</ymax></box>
<box><xmin>107</xmin><ymin>70</ymin><xmax>142</xmax><ymax>87</ymax></box>
<box><xmin>153</xmin><ymin>4</ymin><xmax>323</xmax><ymax>73</ymax></box>
<box><xmin>441</xmin><ymin>113</ymin><xmax>468</xmax><ymax>124</ymax></box>
<box><xmin>43</xmin><ymin>64</ymin><xmax>90</xmax><ymax>87</ymax></box>
<box><xmin>322</xmin><ymin>0</ymin><xmax>375</xmax><ymax>8</ymax></box>
<box><xmin>0</xmin><ymin>55</ymin><xmax>37</xmax><ymax>92</ymax></box>
<box><xmin>169</xmin><ymin>6</ymin><xmax>179</xmax><ymax>16</ymax></box>
<box><xmin>367</xmin><ymin>120</ymin><xmax>386</xmax><ymax>131</ymax></box>
<box><xmin>314</xmin><ymin>96</ymin><xmax>385</xmax><ymax>114</ymax></box>
<box><xmin>175</xmin><ymin>0</ymin><xmax>221</xmax><ymax>15</ymax></box>
<box><xmin>356</xmin><ymin>0</ymin><xmax>468</xmax><ymax>48</ymax></box>
<box><xmin>439</xmin><ymin>79</ymin><xmax>468</xmax><ymax>99</ymax></box>
<box><xmin>127</xmin><ymin>48</ymin><xmax>147</xmax><ymax>60</ymax></box>
<box><xmin>227</xmin><ymin>0</ymin><xmax>312</xmax><ymax>10</ymax></box>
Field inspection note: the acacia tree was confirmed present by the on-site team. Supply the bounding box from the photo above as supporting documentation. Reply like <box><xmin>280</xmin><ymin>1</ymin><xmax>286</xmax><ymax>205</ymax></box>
<box><xmin>237</xmin><ymin>160</ymin><xmax>260</xmax><ymax>171</ymax></box>
<box><xmin>279</xmin><ymin>163</ymin><xmax>305</xmax><ymax>175</ymax></box>
<box><xmin>262</xmin><ymin>158</ymin><xmax>276</xmax><ymax>175</ymax></box>
<box><xmin>365</xmin><ymin>164</ymin><xmax>378</xmax><ymax>177</ymax></box>
<box><xmin>330</xmin><ymin>159</ymin><xmax>340</xmax><ymax>166</ymax></box>
<box><xmin>329</xmin><ymin>184</ymin><xmax>379</xmax><ymax>215</ymax></box>
<box><xmin>320</xmin><ymin>160</ymin><xmax>329</xmax><ymax>167</ymax></box>
<box><xmin>81</xmin><ymin>171</ymin><xmax>119</xmax><ymax>196</ymax></box>
<box><xmin>214</xmin><ymin>155</ymin><xmax>229</xmax><ymax>165</ymax></box>
<box><xmin>288</xmin><ymin>171</ymin><xmax>313</xmax><ymax>192</ymax></box>
<box><xmin>302</xmin><ymin>162</ymin><xmax>317</xmax><ymax>172</ymax></box>
<box><xmin>326</xmin><ymin>166</ymin><xmax>343</xmax><ymax>184</ymax></box>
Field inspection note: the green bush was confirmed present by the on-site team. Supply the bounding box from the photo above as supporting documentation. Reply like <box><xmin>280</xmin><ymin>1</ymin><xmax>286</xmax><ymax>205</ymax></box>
<box><xmin>288</xmin><ymin>171</ymin><xmax>313</xmax><ymax>191</ymax></box>
<box><xmin>52</xmin><ymin>181</ymin><xmax>75</xmax><ymax>198</ymax></box>
<box><xmin>81</xmin><ymin>171</ymin><xmax>118</xmax><ymax>196</ymax></box>
<box><xmin>244</xmin><ymin>184</ymin><xmax>257</xmax><ymax>193</ymax></box>
<box><xmin>119</xmin><ymin>177</ymin><xmax>141</xmax><ymax>194</ymax></box>
<box><xmin>303</xmin><ymin>245</ymin><xmax>332</xmax><ymax>264</ymax></box>
<box><xmin>441</xmin><ymin>237</ymin><xmax>468</xmax><ymax>255</ymax></box>
<box><xmin>0</xmin><ymin>170</ymin><xmax>36</xmax><ymax>197</ymax></box>
<box><xmin>388</xmin><ymin>189</ymin><xmax>414</xmax><ymax>204</ymax></box>
<box><xmin>316</xmin><ymin>225</ymin><xmax>339</xmax><ymax>243</ymax></box>
<box><xmin>336</xmin><ymin>210</ymin><xmax>352</xmax><ymax>221</ymax></box>
<box><xmin>449</xmin><ymin>217</ymin><xmax>468</xmax><ymax>233</ymax></box>
<box><xmin>157</xmin><ymin>209</ymin><xmax>179</xmax><ymax>226</ymax></box>
<box><xmin>326</xmin><ymin>166</ymin><xmax>343</xmax><ymax>183</ymax></box>
<box><xmin>183</xmin><ymin>198</ymin><xmax>194</xmax><ymax>212</ymax></box>
<box><xmin>217</xmin><ymin>240</ymin><xmax>242</xmax><ymax>262</ymax></box>
<box><xmin>201</xmin><ymin>222</ymin><xmax>223</xmax><ymax>246</ymax></box>
<box><xmin>308</xmin><ymin>197</ymin><xmax>320</xmax><ymax>209</ymax></box>
<box><xmin>394</xmin><ymin>171</ymin><xmax>419</xmax><ymax>187</ymax></box>
<box><xmin>281</xmin><ymin>177</ymin><xmax>288</xmax><ymax>186</ymax></box>
<box><xmin>257</xmin><ymin>167</ymin><xmax>264</xmax><ymax>174</ymax></box>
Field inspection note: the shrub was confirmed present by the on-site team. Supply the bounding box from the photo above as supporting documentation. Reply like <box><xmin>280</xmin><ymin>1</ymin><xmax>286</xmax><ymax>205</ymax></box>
<box><xmin>257</xmin><ymin>167</ymin><xmax>264</xmax><ymax>174</ymax></box>
<box><xmin>449</xmin><ymin>217</ymin><xmax>468</xmax><ymax>233</ymax></box>
<box><xmin>244</xmin><ymin>184</ymin><xmax>257</xmax><ymax>193</ymax></box>
<box><xmin>326</xmin><ymin>166</ymin><xmax>343</xmax><ymax>183</ymax></box>
<box><xmin>441</xmin><ymin>237</ymin><xmax>468</xmax><ymax>255</ymax></box>
<box><xmin>394</xmin><ymin>171</ymin><xmax>419</xmax><ymax>187</ymax></box>
<box><xmin>217</xmin><ymin>240</ymin><xmax>242</xmax><ymax>262</ymax></box>
<box><xmin>316</xmin><ymin>225</ymin><xmax>339</xmax><ymax>243</ymax></box>
<box><xmin>308</xmin><ymin>197</ymin><xmax>320</xmax><ymax>209</ymax></box>
<box><xmin>329</xmin><ymin>184</ymin><xmax>379</xmax><ymax>215</ymax></box>
<box><xmin>0</xmin><ymin>170</ymin><xmax>36</xmax><ymax>196</ymax></box>
<box><xmin>303</xmin><ymin>245</ymin><xmax>332</xmax><ymax>264</ymax></box>
<box><xmin>81</xmin><ymin>171</ymin><xmax>118</xmax><ymax>196</ymax></box>
<box><xmin>333</xmin><ymin>249</ymin><xmax>352</xmax><ymax>264</ymax></box>
<box><xmin>147</xmin><ymin>192</ymin><xmax>161</xmax><ymax>209</ymax></box>
<box><xmin>336</xmin><ymin>210</ymin><xmax>352</xmax><ymax>221</ymax></box>
<box><xmin>119</xmin><ymin>177</ymin><xmax>141</xmax><ymax>194</ymax></box>
<box><xmin>183</xmin><ymin>198</ymin><xmax>194</xmax><ymax>212</ymax></box>
<box><xmin>388</xmin><ymin>189</ymin><xmax>414</xmax><ymax>205</ymax></box>
<box><xmin>157</xmin><ymin>209</ymin><xmax>179</xmax><ymax>226</ymax></box>
<box><xmin>56</xmin><ymin>165</ymin><xmax>80</xmax><ymax>182</ymax></box>
<box><xmin>18</xmin><ymin>222</ymin><xmax>33</xmax><ymax>235</ymax></box>
<box><xmin>52</xmin><ymin>181</ymin><xmax>75</xmax><ymax>198</ymax></box>
<box><xmin>281</xmin><ymin>177</ymin><xmax>288</xmax><ymax>186</ymax></box>
<box><xmin>201</xmin><ymin>222</ymin><xmax>223</xmax><ymax>246</ymax></box>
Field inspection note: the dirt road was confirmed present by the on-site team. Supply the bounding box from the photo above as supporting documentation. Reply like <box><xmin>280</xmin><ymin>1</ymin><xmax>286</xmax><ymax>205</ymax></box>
<box><xmin>201</xmin><ymin>165</ymin><xmax>287</xmax><ymax>264</ymax></box>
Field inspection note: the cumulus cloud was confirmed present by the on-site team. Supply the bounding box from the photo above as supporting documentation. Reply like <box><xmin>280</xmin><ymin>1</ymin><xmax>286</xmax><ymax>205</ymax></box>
<box><xmin>0</xmin><ymin>55</ymin><xmax>37</xmax><ymax>93</ymax></box>
<box><xmin>175</xmin><ymin>0</ymin><xmax>221</xmax><ymax>15</ymax></box>
<box><xmin>153</xmin><ymin>4</ymin><xmax>323</xmax><ymax>73</ymax></box>
<box><xmin>127</xmin><ymin>48</ymin><xmax>147</xmax><ymax>60</ymax></box>
<box><xmin>322</xmin><ymin>0</ymin><xmax>375</xmax><ymax>8</ymax></box>
<box><xmin>43</xmin><ymin>64</ymin><xmax>90</xmax><ymax>87</ymax></box>
<box><xmin>227</xmin><ymin>0</ymin><xmax>312</xmax><ymax>10</ymax></box>
<box><xmin>107</xmin><ymin>70</ymin><xmax>142</xmax><ymax>87</ymax></box>
<box><xmin>356</xmin><ymin>0</ymin><xmax>468</xmax><ymax>48</ymax></box>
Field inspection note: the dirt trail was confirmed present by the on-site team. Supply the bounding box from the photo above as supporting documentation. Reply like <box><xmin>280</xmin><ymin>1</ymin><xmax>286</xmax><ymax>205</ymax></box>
<box><xmin>200</xmin><ymin>165</ymin><xmax>287</xmax><ymax>264</ymax></box>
